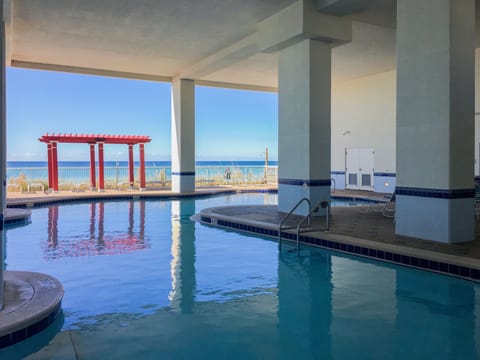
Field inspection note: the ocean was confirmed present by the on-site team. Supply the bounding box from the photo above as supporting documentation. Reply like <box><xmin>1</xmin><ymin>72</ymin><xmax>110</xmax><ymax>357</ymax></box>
<box><xmin>7</xmin><ymin>160</ymin><xmax>278</xmax><ymax>186</ymax></box>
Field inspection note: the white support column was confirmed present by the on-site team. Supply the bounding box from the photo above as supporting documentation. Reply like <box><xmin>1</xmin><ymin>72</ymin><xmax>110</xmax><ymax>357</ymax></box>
<box><xmin>278</xmin><ymin>39</ymin><xmax>332</xmax><ymax>216</ymax></box>
<box><xmin>258</xmin><ymin>0</ymin><xmax>351</xmax><ymax>216</ymax></box>
<box><xmin>0</xmin><ymin>1</ymin><xmax>7</xmax><ymax>310</ymax></box>
<box><xmin>171</xmin><ymin>78</ymin><xmax>195</xmax><ymax>193</ymax></box>
<box><xmin>396</xmin><ymin>0</ymin><xmax>475</xmax><ymax>243</ymax></box>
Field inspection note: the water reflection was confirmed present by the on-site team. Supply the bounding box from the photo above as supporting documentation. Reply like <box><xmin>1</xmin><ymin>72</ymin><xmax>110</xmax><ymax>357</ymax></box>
<box><xmin>42</xmin><ymin>201</ymin><xmax>149</xmax><ymax>259</ymax></box>
<box><xmin>276</xmin><ymin>247</ymin><xmax>480</xmax><ymax>359</ymax></box>
<box><xmin>169</xmin><ymin>199</ymin><xmax>196</xmax><ymax>314</ymax></box>
<box><xmin>394</xmin><ymin>270</ymin><xmax>477</xmax><ymax>358</ymax></box>
<box><xmin>278</xmin><ymin>249</ymin><xmax>332</xmax><ymax>359</ymax></box>
<box><xmin>3</xmin><ymin>194</ymin><xmax>479</xmax><ymax>358</ymax></box>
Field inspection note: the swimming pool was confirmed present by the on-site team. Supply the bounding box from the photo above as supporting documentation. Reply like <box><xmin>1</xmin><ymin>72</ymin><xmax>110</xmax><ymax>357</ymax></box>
<box><xmin>1</xmin><ymin>193</ymin><xmax>479</xmax><ymax>359</ymax></box>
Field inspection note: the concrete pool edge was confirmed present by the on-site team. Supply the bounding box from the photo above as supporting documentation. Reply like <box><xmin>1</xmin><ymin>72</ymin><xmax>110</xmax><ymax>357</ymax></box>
<box><xmin>4</xmin><ymin>208</ymin><xmax>31</xmax><ymax>226</ymax></box>
<box><xmin>5</xmin><ymin>187</ymin><xmax>279</xmax><ymax>208</ymax></box>
<box><xmin>0</xmin><ymin>271</ymin><xmax>64</xmax><ymax>349</ymax></box>
<box><xmin>195</xmin><ymin>205</ymin><xmax>480</xmax><ymax>283</ymax></box>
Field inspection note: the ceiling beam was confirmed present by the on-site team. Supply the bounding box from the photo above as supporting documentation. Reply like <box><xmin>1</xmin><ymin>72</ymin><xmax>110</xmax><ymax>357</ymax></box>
<box><xmin>195</xmin><ymin>79</ymin><xmax>277</xmax><ymax>93</ymax></box>
<box><xmin>10</xmin><ymin>60</ymin><xmax>172</xmax><ymax>82</ymax></box>
<box><xmin>174</xmin><ymin>33</ymin><xmax>259</xmax><ymax>81</ymax></box>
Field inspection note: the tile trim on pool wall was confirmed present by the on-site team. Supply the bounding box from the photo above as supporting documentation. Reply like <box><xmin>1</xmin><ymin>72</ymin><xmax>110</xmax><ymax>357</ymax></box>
<box><xmin>171</xmin><ymin>171</ymin><xmax>195</xmax><ymax>176</ymax></box>
<box><xmin>0</xmin><ymin>302</ymin><xmax>62</xmax><ymax>349</ymax></box>
<box><xmin>278</xmin><ymin>178</ymin><xmax>331</xmax><ymax>186</ymax></box>
<box><xmin>373</xmin><ymin>172</ymin><xmax>396</xmax><ymax>177</ymax></box>
<box><xmin>395</xmin><ymin>187</ymin><xmax>475</xmax><ymax>199</ymax></box>
<box><xmin>199</xmin><ymin>215</ymin><xmax>480</xmax><ymax>283</ymax></box>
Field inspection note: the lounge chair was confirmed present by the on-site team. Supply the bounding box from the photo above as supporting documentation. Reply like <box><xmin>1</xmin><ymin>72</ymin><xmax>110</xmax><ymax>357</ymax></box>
<box><xmin>361</xmin><ymin>192</ymin><xmax>396</xmax><ymax>219</ymax></box>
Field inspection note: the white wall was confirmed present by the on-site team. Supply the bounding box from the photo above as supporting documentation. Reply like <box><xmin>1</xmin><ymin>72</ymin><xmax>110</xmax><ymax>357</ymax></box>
<box><xmin>331</xmin><ymin>70</ymin><xmax>396</xmax><ymax>174</ymax></box>
<box><xmin>331</xmin><ymin>49</ymin><xmax>480</xmax><ymax>184</ymax></box>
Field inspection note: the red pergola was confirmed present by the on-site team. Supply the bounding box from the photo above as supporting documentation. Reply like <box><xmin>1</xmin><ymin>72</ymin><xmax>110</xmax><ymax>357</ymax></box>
<box><xmin>39</xmin><ymin>133</ymin><xmax>152</xmax><ymax>191</ymax></box>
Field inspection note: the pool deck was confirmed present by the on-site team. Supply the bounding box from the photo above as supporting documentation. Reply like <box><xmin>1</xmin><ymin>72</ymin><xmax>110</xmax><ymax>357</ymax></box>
<box><xmin>0</xmin><ymin>271</ymin><xmax>63</xmax><ymax>349</ymax></box>
<box><xmin>196</xmin><ymin>191</ymin><xmax>480</xmax><ymax>281</ymax></box>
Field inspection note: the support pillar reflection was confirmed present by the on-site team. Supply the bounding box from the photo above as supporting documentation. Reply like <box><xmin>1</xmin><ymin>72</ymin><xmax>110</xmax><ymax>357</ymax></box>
<box><xmin>169</xmin><ymin>199</ymin><xmax>196</xmax><ymax>313</ymax></box>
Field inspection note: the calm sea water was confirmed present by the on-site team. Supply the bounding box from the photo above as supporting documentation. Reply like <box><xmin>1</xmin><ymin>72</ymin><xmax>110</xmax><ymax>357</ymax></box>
<box><xmin>1</xmin><ymin>193</ymin><xmax>479</xmax><ymax>359</ymax></box>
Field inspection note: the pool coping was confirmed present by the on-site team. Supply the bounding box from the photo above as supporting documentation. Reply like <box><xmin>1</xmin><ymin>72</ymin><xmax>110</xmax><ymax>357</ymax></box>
<box><xmin>4</xmin><ymin>208</ymin><xmax>31</xmax><ymax>226</ymax></box>
<box><xmin>195</xmin><ymin>205</ymin><xmax>480</xmax><ymax>283</ymax></box>
<box><xmin>0</xmin><ymin>271</ymin><xmax>64</xmax><ymax>349</ymax></box>
<box><xmin>5</xmin><ymin>188</ymin><xmax>279</xmax><ymax>208</ymax></box>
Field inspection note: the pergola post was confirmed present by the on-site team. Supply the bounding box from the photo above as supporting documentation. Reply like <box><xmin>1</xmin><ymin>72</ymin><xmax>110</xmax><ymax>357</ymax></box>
<box><xmin>51</xmin><ymin>141</ymin><xmax>59</xmax><ymax>192</ymax></box>
<box><xmin>128</xmin><ymin>144</ymin><xmax>134</xmax><ymax>188</ymax></box>
<box><xmin>98</xmin><ymin>142</ymin><xmax>105</xmax><ymax>191</ymax></box>
<box><xmin>89</xmin><ymin>143</ymin><xmax>96</xmax><ymax>189</ymax></box>
<box><xmin>47</xmin><ymin>142</ymin><xmax>53</xmax><ymax>190</ymax></box>
<box><xmin>139</xmin><ymin>143</ymin><xmax>146</xmax><ymax>190</ymax></box>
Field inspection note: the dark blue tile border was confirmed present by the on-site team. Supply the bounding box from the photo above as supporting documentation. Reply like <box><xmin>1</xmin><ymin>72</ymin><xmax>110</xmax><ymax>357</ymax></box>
<box><xmin>171</xmin><ymin>172</ymin><xmax>195</xmax><ymax>176</ymax></box>
<box><xmin>331</xmin><ymin>171</ymin><xmax>345</xmax><ymax>175</ymax></box>
<box><xmin>0</xmin><ymin>302</ymin><xmax>62</xmax><ymax>349</ymax></box>
<box><xmin>278</xmin><ymin>178</ymin><xmax>331</xmax><ymax>186</ymax></box>
<box><xmin>200</xmin><ymin>215</ymin><xmax>480</xmax><ymax>283</ymax></box>
<box><xmin>395</xmin><ymin>187</ymin><xmax>475</xmax><ymax>199</ymax></box>
<box><xmin>373</xmin><ymin>172</ymin><xmax>396</xmax><ymax>177</ymax></box>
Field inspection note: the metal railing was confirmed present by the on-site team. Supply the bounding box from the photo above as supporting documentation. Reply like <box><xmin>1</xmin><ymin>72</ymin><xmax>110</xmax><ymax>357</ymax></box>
<box><xmin>295</xmin><ymin>200</ymin><xmax>330</xmax><ymax>252</ymax></box>
<box><xmin>279</xmin><ymin>199</ymin><xmax>330</xmax><ymax>253</ymax></box>
<box><xmin>6</xmin><ymin>165</ymin><xmax>279</xmax><ymax>191</ymax></box>
<box><xmin>278</xmin><ymin>198</ymin><xmax>311</xmax><ymax>250</ymax></box>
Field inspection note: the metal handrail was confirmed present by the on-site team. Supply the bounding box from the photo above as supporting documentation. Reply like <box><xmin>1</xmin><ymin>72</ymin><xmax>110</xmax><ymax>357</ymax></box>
<box><xmin>278</xmin><ymin>198</ymin><xmax>311</xmax><ymax>249</ymax></box>
<box><xmin>331</xmin><ymin>178</ymin><xmax>336</xmax><ymax>193</ymax></box>
<box><xmin>295</xmin><ymin>200</ymin><xmax>330</xmax><ymax>252</ymax></box>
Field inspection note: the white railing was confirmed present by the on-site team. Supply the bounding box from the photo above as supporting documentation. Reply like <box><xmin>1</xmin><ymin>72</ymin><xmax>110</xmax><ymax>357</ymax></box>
<box><xmin>6</xmin><ymin>165</ymin><xmax>278</xmax><ymax>191</ymax></box>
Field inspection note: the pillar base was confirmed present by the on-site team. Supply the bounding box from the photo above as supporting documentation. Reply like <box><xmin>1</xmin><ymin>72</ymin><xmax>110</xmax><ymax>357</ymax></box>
<box><xmin>278</xmin><ymin>179</ymin><xmax>331</xmax><ymax>216</ymax></box>
<box><xmin>172</xmin><ymin>172</ymin><xmax>195</xmax><ymax>193</ymax></box>
<box><xmin>395</xmin><ymin>190</ymin><xmax>474</xmax><ymax>243</ymax></box>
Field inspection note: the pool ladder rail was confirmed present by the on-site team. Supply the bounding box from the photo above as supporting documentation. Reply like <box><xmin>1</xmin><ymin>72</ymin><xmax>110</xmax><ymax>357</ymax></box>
<box><xmin>278</xmin><ymin>198</ymin><xmax>330</xmax><ymax>253</ymax></box>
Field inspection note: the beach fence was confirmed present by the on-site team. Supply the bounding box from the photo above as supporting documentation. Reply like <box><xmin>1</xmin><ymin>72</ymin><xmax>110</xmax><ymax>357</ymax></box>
<box><xmin>6</xmin><ymin>164</ymin><xmax>278</xmax><ymax>192</ymax></box>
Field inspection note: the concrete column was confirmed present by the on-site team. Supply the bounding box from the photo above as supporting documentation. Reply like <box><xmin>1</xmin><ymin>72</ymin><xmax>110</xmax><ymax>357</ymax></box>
<box><xmin>128</xmin><ymin>144</ymin><xmax>134</xmax><ymax>188</ymax></box>
<box><xmin>89</xmin><ymin>143</ymin><xmax>96</xmax><ymax>189</ymax></box>
<box><xmin>396</xmin><ymin>0</ymin><xmax>475</xmax><ymax>243</ymax></box>
<box><xmin>171</xmin><ymin>78</ymin><xmax>195</xmax><ymax>193</ymax></box>
<box><xmin>0</xmin><ymin>2</ymin><xmax>6</xmax><ymax>310</ymax></box>
<box><xmin>139</xmin><ymin>143</ymin><xmax>146</xmax><ymax>190</ymax></box>
<box><xmin>98</xmin><ymin>142</ymin><xmax>105</xmax><ymax>191</ymax></box>
<box><xmin>278</xmin><ymin>39</ymin><xmax>331</xmax><ymax>215</ymax></box>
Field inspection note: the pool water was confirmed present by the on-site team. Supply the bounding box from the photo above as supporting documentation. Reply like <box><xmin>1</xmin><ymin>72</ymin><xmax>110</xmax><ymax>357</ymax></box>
<box><xmin>1</xmin><ymin>193</ymin><xmax>479</xmax><ymax>359</ymax></box>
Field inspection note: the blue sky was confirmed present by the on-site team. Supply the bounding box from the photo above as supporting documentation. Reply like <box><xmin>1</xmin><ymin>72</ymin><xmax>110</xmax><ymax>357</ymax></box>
<box><xmin>7</xmin><ymin>68</ymin><xmax>278</xmax><ymax>162</ymax></box>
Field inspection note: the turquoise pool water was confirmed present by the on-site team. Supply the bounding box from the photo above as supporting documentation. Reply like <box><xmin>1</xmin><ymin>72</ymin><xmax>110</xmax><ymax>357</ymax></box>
<box><xmin>1</xmin><ymin>193</ymin><xmax>479</xmax><ymax>359</ymax></box>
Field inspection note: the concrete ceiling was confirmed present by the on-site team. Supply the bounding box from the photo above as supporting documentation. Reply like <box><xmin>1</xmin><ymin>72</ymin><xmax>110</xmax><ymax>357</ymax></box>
<box><xmin>5</xmin><ymin>0</ymin><xmax>477</xmax><ymax>90</ymax></box>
